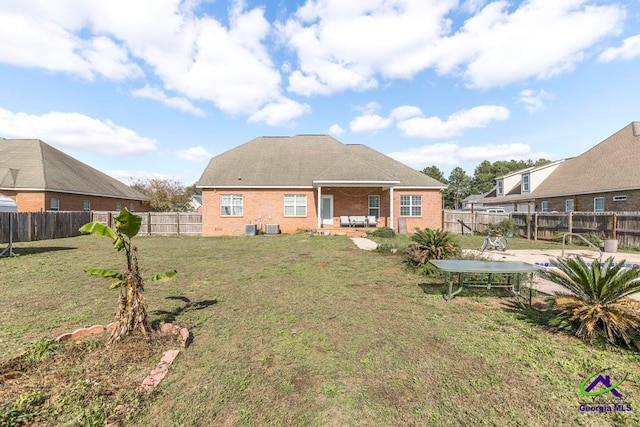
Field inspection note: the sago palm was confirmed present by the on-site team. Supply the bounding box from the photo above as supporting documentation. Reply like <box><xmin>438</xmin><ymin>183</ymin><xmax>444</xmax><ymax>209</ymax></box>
<box><xmin>405</xmin><ymin>227</ymin><xmax>460</xmax><ymax>265</ymax></box>
<box><xmin>540</xmin><ymin>256</ymin><xmax>640</xmax><ymax>347</ymax></box>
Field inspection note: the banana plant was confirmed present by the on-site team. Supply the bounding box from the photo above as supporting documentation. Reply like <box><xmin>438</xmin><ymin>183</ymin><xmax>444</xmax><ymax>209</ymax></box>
<box><xmin>79</xmin><ymin>208</ymin><xmax>176</xmax><ymax>343</ymax></box>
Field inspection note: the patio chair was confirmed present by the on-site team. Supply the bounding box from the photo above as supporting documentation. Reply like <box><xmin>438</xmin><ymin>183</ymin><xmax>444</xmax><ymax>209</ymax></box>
<box><xmin>340</xmin><ymin>216</ymin><xmax>350</xmax><ymax>227</ymax></box>
<box><xmin>351</xmin><ymin>216</ymin><xmax>366</xmax><ymax>227</ymax></box>
<box><xmin>366</xmin><ymin>216</ymin><xmax>377</xmax><ymax>227</ymax></box>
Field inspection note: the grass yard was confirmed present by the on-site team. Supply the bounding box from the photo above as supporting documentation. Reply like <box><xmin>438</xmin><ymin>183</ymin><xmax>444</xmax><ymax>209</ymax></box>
<box><xmin>1</xmin><ymin>234</ymin><xmax>639</xmax><ymax>426</ymax></box>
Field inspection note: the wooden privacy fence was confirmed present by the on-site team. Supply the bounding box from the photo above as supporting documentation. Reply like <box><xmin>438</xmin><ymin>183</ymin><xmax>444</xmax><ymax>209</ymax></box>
<box><xmin>0</xmin><ymin>211</ymin><xmax>91</xmax><ymax>243</ymax></box>
<box><xmin>445</xmin><ymin>210</ymin><xmax>640</xmax><ymax>247</ymax></box>
<box><xmin>91</xmin><ymin>211</ymin><xmax>202</xmax><ymax>236</ymax></box>
<box><xmin>443</xmin><ymin>210</ymin><xmax>510</xmax><ymax>235</ymax></box>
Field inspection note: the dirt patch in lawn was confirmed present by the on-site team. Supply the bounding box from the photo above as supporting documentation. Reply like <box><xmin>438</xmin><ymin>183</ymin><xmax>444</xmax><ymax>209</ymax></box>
<box><xmin>0</xmin><ymin>331</ymin><xmax>182</xmax><ymax>426</ymax></box>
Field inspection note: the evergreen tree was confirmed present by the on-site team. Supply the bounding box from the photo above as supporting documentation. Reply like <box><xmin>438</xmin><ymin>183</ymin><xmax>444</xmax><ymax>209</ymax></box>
<box><xmin>420</xmin><ymin>165</ymin><xmax>448</xmax><ymax>184</ymax></box>
<box><xmin>445</xmin><ymin>167</ymin><xmax>471</xmax><ymax>209</ymax></box>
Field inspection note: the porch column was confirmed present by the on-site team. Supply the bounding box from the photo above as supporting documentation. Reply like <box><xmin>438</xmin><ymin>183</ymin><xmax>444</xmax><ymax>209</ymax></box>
<box><xmin>317</xmin><ymin>186</ymin><xmax>322</xmax><ymax>229</ymax></box>
<box><xmin>389</xmin><ymin>186</ymin><xmax>394</xmax><ymax>231</ymax></box>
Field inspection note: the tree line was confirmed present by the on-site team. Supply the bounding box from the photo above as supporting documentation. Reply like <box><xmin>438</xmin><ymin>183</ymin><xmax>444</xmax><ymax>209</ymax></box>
<box><xmin>422</xmin><ymin>159</ymin><xmax>551</xmax><ymax>209</ymax></box>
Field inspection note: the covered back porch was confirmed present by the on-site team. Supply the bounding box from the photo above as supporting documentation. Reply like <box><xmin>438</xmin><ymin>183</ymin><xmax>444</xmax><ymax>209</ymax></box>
<box><xmin>314</xmin><ymin>180</ymin><xmax>400</xmax><ymax>233</ymax></box>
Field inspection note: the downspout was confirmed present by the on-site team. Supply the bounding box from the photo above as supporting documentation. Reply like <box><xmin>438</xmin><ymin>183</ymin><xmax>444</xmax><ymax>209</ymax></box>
<box><xmin>317</xmin><ymin>186</ymin><xmax>322</xmax><ymax>229</ymax></box>
<box><xmin>390</xmin><ymin>186</ymin><xmax>394</xmax><ymax>231</ymax></box>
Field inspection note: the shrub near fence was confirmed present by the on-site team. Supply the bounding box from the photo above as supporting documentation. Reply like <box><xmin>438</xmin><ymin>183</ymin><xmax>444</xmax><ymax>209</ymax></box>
<box><xmin>0</xmin><ymin>211</ymin><xmax>91</xmax><ymax>243</ymax></box>
<box><xmin>91</xmin><ymin>211</ymin><xmax>202</xmax><ymax>236</ymax></box>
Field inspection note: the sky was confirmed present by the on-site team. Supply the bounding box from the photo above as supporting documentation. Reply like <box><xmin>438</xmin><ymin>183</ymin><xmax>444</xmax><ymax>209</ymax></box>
<box><xmin>1</xmin><ymin>0</ymin><xmax>639</xmax><ymax>187</ymax></box>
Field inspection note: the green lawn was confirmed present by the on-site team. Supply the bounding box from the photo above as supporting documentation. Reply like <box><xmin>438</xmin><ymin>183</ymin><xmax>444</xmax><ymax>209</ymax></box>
<box><xmin>1</xmin><ymin>234</ymin><xmax>639</xmax><ymax>426</ymax></box>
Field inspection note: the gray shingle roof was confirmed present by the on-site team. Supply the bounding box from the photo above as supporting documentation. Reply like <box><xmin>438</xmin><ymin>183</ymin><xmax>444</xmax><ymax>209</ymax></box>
<box><xmin>532</xmin><ymin>122</ymin><xmax>640</xmax><ymax>197</ymax></box>
<box><xmin>0</xmin><ymin>139</ymin><xmax>148</xmax><ymax>200</ymax></box>
<box><xmin>197</xmin><ymin>135</ymin><xmax>446</xmax><ymax>188</ymax></box>
<box><xmin>482</xmin><ymin>122</ymin><xmax>640</xmax><ymax>203</ymax></box>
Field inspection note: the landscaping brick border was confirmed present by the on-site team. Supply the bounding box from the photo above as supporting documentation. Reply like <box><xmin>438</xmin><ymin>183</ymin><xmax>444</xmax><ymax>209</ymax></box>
<box><xmin>54</xmin><ymin>322</ymin><xmax>190</xmax><ymax>391</ymax></box>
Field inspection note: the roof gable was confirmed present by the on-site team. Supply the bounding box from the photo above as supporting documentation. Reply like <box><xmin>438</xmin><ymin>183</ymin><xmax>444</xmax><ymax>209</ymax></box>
<box><xmin>533</xmin><ymin>122</ymin><xmax>640</xmax><ymax>197</ymax></box>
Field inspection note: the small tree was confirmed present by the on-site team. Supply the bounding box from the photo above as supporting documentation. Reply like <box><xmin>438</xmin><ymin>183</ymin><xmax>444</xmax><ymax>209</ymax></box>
<box><xmin>79</xmin><ymin>208</ymin><xmax>176</xmax><ymax>344</ymax></box>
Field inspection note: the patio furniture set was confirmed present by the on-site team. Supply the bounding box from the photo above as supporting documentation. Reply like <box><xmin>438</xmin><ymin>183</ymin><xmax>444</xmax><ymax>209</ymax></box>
<box><xmin>340</xmin><ymin>216</ymin><xmax>377</xmax><ymax>227</ymax></box>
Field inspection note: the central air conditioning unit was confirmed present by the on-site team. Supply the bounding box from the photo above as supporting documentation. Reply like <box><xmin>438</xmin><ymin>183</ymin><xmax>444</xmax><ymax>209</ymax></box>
<box><xmin>265</xmin><ymin>224</ymin><xmax>279</xmax><ymax>235</ymax></box>
<box><xmin>244</xmin><ymin>224</ymin><xmax>257</xmax><ymax>236</ymax></box>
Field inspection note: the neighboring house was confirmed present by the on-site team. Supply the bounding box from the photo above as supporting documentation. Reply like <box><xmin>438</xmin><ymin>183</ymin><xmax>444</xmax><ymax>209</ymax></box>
<box><xmin>0</xmin><ymin>138</ymin><xmax>149</xmax><ymax>212</ymax></box>
<box><xmin>482</xmin><ymin>122</ymin><xmax>640</xmax><ymax>212</ymax></box>
<box><xmin>197</xmin><ymin>135</ymin><xmax>447</xmax><ymax>235</ymax></box>
<box><xmin>461</xmin><ymin>193</ymin><xmax>488</xmax><ymax>210</ymax></box>
<box><xmin>189</xmin><ymin>195</ymin><xmax>202</xmax><ymax>212</ymax></box>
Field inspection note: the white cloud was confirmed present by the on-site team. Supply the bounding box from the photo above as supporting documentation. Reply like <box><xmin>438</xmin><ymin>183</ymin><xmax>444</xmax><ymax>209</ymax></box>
<box><xmin>517</xmin><ymin>89</ymin><xmax>554</xmax><ymax>113</ymax></box>
<box><xmin>390</xmin><ymin>105</ymin><xmax>423</xmax><ymax>121</ymax></box>
<box><xmin>248</xmin><ymin>98</ymin><xmax>311</xmax><ymax>126</ymax></box>
<box><xmin>396</xmin><ymin>105</ymin><xmax>510</xmax><ymax>138</ymax></box>
<box><xmin>132</xmin><ymin>85</ymin><xmax>205</xmax><ymax>116</ymax></box>
<box><xmin>388</xmin><ymin>141</ymin><xmax>552</xmax><ymax>169</ymax></box>
<box><xmin>598</xmin><ymin>34</ymin><xmax>640</xmax><ymax>62</ymax></box>
<box><xmin>328</xmin><ymin>124</ymin><xmax>344</xmax><ymax>135</ymax></box>
<box><xmin>0</xmin><ymin>0</ymin><xmax>301</xmax><ymax>124</ymax></box>
<box><xmin>82</xmin><ymin>36</ymin><xmax>143</xmax><ymax>80</ymax></box>
<box><xmin>346</xmin><ymin>103</ymin><xmax>508</xmax><ymax>137</ymax></box>
<box><xmin>349</xmin><ymin>114</ymin><xmax>393</xmax><ymax>134</ymax></box>
<box><xmin>388</xmin><ymin>143</ymin><xmax>461</xmax><ymax>169</ymax></box>
<box><xmin>437</xmin><ymin>0</ymin><xmax>625</xmax><ymax>88</ymax></box>
<box><xmin>177</xmin><ymin>146</ymin><xmax>212</xmax><ymax>162</ymax></box>
<box><xmin>279</xmin><ymin>0</ymin><xmax>625</xmax><ymax>95</ymax></box>
<box><xmin>0</xmin><ymin>107</ymin><xmax>157</xmax><ymax>155</ymax></box>
<box><xmin>459</xmin><ymin>143</ymin><xmax>534</xmax><ymax>160</ymax></box>
<box><xmin>0</xmin><ymin>10</ymin><xmax>141</xmax><ymax>81</ymax></box>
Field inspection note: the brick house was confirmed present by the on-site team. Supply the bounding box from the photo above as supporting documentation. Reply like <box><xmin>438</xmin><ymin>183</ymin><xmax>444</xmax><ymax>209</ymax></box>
<box><xmin>0</xmin><ymin>138</ymin><xmax>149</xmax><ymax>212</ymax></box>
<box><xmin>197</xmin><ymin>135</ymin><xmax>446</xmax><ymax>236</ymax></box>
<box><xmin>481</xmin><ymin>122</ymin><xmax>640</xmax><ymax>212</ymax></box>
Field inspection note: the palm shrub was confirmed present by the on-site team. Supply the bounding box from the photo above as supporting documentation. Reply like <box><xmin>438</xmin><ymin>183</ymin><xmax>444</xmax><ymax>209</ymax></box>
<box><xmin>540</xmin><ymin>256</ymin><xmax>640</xmax><ymax>347</ymax></box>
<box><xmin>79</xmin><ymin>208</ymin><xmax>176</xmax><ymax>344</ymax></box>
<box><xmin>404</xmin><ymin>228</ymin><xmax>460</xmax><ymax>268</ymax></box>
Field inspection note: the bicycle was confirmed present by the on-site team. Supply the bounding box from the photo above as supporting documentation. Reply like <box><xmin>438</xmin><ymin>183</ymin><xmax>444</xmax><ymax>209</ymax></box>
<box><xmin>480</xmin><ymin>231</ymin><xmax>512</xmax><ymax>252</ymax></box>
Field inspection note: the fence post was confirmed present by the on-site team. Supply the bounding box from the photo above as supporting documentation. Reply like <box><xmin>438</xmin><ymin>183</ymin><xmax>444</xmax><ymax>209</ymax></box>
<box><xmin>176</xmin><ymin>212</ymin><xmax>180</xmax><ymax>236</ymax></box>
<box><xmin>612</xmin><ymin>213</ymin><xmax>617</xmax><ymax>239</ymax></box>
<box><xmin>534</xmin><ymin>213</ymin><xmax>538</xmax><ymax>241</ymax></box>
<box><xmin>147</xmin><ymin>212</ymin><xmax>152</xmax><ymax>236</ymax></box>
<box><xmin>568</xmin><ymin>212</ymin><xmax>573</xmax><ymax>234</ymax></box>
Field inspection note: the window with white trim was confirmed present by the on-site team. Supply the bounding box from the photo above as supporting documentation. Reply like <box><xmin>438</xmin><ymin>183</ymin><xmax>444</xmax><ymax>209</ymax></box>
<box><xmin>284</xmin><ymin>194</ymin><xmax>307</xmax><ymax>216</ymax></box>
<box><xmin>594</xmin><ymin>197</ymin><xmax>605</xmax><ymax>212</ymax></box>
<box><xmin>116</xmin><ymin>202</ymin><xmax>122</xmax><ymax>211</ymax></box>
<box><xmin>129</xmin><ymin>203</ymin><xmax>135</xmax><ymax>212</ymax></box>
<box><xmin>522</xmin><ymin>174</ymin><xmax>530</xmax><ymax>193</ymax></box>
<box><xmin>565</xmin><ymin>199</ymin><xmax>574</xmax><ymax>213</ymax></box>
<box><xmin>220</xmin><ymin>195</ymin><xmax>243</xmax><ymax>216</ymax></box>
<box><xmin>613</xmin><ymin>195</ymin><xmax>627</xmax><ymax>202</ymax></box>
<box><xmin>497</xmin><ymin>180</ymin><xmax>504</xmax><ymax>196</ymax></box>
<box><xmin>50</xmin><ymin>197</ymin><xmax>59</xmax><ymax>211</ymax></box>
<box><xmin>400</xmin><ymin>195</ymin><xmax>422</xmax><ymax>216</ymax></box>
<box><xmin>368</xmin><ymin>195</ymin><xmax>380</xmax><ymax>218</ymax></box>
<box><xmin>83</xmin><ymin>200</ymin><xmax>91</xmax><ymax>211</ymax></box>
<box><xmin>540</xmin><ymin>201</ymin><xmax>548</xmax><ymax>213</ymax></box>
